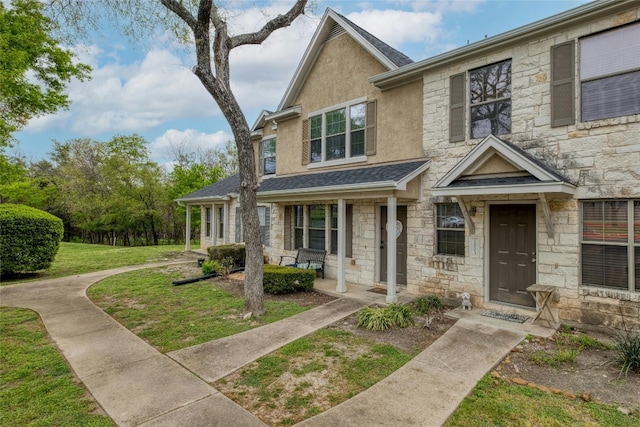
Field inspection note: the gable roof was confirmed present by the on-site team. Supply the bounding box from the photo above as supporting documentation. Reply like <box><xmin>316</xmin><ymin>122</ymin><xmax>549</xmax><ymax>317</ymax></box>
<box><xmin>277</xmin><ymin>8</ymin><xmax>413</xmax><ymax>111</ymax></box>
<box><xmin>176</xmin><ymin>160</ymin><xmax>430</xmax><ymax>203</ymax></box>
<box><xmin>433</xmin><ymin>135</ymin><xmax>576</xmax><ymax>196</ymax></box>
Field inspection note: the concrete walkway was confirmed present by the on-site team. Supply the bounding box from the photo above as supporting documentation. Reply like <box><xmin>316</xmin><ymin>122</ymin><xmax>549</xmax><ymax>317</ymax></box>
<box><xmin>1</xmin><ymin>263</ymin><xmax>551</xmax><ymax>426</ymax></box>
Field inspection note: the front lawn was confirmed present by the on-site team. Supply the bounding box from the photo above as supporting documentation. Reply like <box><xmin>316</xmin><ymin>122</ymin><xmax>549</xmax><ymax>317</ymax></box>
<box><xmin>0</xmin><ymin>307</ymin><xmax>113</xmax><ymax>427</ymax></box>
<box><xmin>87</xmin><ymin>266</ymin><xmax>311</xmax><ymax>353</ymax></box>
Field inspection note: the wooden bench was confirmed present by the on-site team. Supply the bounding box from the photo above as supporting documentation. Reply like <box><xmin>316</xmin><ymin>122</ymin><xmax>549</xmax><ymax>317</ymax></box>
<box><xmin>279</xmin><ymin>248</ymin><xmax>327</xmax><ymax>279</ymax></box>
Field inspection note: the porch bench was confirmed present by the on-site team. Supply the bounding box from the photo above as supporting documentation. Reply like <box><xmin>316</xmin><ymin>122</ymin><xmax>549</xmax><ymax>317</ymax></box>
<box><xmin>279</xmin><ymin>248</ymin><xmax>326</xmax><ymax>279</ymax></box>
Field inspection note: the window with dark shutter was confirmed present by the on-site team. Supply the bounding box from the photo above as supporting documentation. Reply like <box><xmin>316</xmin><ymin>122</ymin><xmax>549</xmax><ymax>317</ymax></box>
<box><xmin>258</xmin><ymin>141</ymin><xmax>264</xmax><ymax>176</ymax></box>
<box><xmin>284</xmin><ymin>206</ymin><xmax>292</xmax><ymax>251</ymax></box>
<box><xmin>551</xmin><ymin>41</ymin><xmax>575</xmax><ymax>127</ymax></box>
<box><xmin>449</xmin><ymin>73</ymin><xmax>465</xmax><ymax>142</ymax></box>
<box><xmin>365</xmin><ymin>100</ymin><xmax>377</xmax><ymax>155</ymax></box>
<box><xmin>301</xmin><ymin>119</ymin><xmax>310</xmax><ymax>165</ymax></box>
<box><xmin>235</xmin><ymin>207</ymin><xmax>242</xmax><ymax>243</ymax></box>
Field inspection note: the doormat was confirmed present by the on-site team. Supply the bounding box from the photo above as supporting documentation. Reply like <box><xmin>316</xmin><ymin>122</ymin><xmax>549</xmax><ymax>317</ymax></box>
<box><xmin>482</xmin><ymin>310</ymin><xmax>529</xmax><ymax>323</ymax></box>
<box><xmin>367</xmin><ymin>288</ymin><xmax>388</xmax><ymax>295</ymax></box>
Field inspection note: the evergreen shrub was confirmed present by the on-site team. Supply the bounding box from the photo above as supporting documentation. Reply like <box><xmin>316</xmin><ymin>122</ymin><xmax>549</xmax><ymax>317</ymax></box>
<box><xmin>0</xmin><ymin>204</ymin><xmax>63</xmax><ymax>275</ymax></box>
<box><xmin>263</xmin><ymin>264</ymin><xmax>314</xmax><ymax>294</ymax></box>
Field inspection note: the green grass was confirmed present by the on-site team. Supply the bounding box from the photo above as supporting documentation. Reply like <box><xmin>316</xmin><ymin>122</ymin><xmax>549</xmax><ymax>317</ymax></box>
<box><xmin>0</xmin><ymin>307</ymin><xmax>114</xmax><ymax>427</ymax></box>
<box><xmin>445</xmin><ymin>375</ymin><xmax>639</xmax><ymax>427</ymax></box>
<box><xmin>87</xmin><ymin>267</ymin><xmax>309</xmax><ymax>353</ymax></box>
<box><xmin>217</xmin><ymin>326</ymin><xmax>413</xmax><ymax>426</ymax></box>
<box><xmin>2</xmin><ymin>242</ymin><xmax>187</xmax><ymax>285</ymax></box>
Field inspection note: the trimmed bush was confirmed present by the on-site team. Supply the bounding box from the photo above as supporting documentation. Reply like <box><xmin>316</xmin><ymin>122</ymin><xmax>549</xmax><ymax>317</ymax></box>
<box><xmin>0</xmin><ymin>204</ymin><xmax>63</xmax><ymax>275</ymax></box>
<box><xmin>207</xmin><ymin>244</ymin><xmax>245</xmax><ymax>268</ymax></box>
<box><xmin>263</xmin><ymin>264</ymin><xmax>314</xmax><ymax>294</ymax></box>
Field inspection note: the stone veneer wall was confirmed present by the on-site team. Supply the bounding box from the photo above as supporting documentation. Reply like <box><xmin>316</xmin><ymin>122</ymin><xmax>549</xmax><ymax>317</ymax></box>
<box><xmin>417</xmin><ymin>6</ymin><xmax>640</xmax><ymax>329</ymax></box>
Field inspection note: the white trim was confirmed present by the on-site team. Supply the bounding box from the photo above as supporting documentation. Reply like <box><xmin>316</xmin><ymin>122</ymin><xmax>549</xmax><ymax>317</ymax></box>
<box><xmin>307</xmin><ymin>156</ymin><xmax>367</xmax><ymax>169</ymax></box>
<box><xmin>265</xmin><ymin>106</ymin><xmax>301</xmax><ymax>123</ymax></box>
<box><xmin>432</xmin><ymin>182</ymin><xmax>576</xmax><ymax>196</ymax></box>
<box><xmin>308</xmin><ymin>96</ymin><xmax>367</xmax><ymax>117</ymax></box>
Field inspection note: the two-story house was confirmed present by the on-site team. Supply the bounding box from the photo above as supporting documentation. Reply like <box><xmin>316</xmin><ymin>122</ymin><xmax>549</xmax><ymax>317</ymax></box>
<box><xmin>178</xmin><ymin>0</ymin><xmax>639</xmax><ymax>329</ymax></box>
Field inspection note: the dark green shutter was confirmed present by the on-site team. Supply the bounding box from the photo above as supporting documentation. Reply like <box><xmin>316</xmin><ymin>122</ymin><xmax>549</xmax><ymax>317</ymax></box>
<box><xmin>551</xmin><ymin>41</ymin><xmax>575</xmax><ymax>127</ymax></box>
<box><xmin>284</xmin><ymin>206</ymin><xmax>292</xmax><ymax>251</ymax></box>
<box><xmin>449</xmin><ymin>73</ymin><xmax>465</xmax><ymax>142</ymax></box>
<box><xmin>235</xmin><ymin>207</ymin><xmax>242</xmax><ymax>243</ymax></box>
<box><xmin>365</xmin><ymin>100</ymin><xmax>377</xmax><ymax>155</ymax></box>
<box><xmin>301</xmin><ymin>119</ymin><xmax>310</xmax><ymax>165</ymax></box>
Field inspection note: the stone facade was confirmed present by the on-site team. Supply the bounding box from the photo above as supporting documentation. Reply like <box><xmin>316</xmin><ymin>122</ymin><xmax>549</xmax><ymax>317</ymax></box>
<box><xmin>414</xmin><ymin>4</ymin><xmax>640</xmax><ymax>329</ymax></box>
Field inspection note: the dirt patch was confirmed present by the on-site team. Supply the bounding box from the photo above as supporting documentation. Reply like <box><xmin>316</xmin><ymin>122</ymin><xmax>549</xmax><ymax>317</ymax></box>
<box><xmin>495</xmin><ymin>328</ymin><xmax>640</xmax><ymax>412</ymax></box>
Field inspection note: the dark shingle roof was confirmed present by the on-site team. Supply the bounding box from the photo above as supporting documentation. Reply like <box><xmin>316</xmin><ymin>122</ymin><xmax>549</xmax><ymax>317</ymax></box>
<box><xmin>499</xmin><ymin>138</ymin><xmax>572</xmax><ymax>183</ymax></box>
<box><xmin>260</xmin><ymin>160</ymin><xmax>428</xmax><ymax>193</ymax></box>
<box><xmin>336</xmin><ymin>12</ymin><xmax>414</xmax><ymax>67</ymax></box>
<box><xmin>177</xmin><ymin>174</ymin><xmax>240</xmax><ymax>200</ymax></box>
<box><xmin>176</xmin><ymin>160</ymin><xmax>429</xmax><ymax>202</ymax></box>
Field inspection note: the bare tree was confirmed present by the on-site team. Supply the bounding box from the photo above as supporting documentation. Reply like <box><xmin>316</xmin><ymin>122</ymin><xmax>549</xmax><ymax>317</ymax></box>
<box><xmin>49</xmin><ymin>0</ymin><xmax>308</xmax><ymax>316</ymax></box>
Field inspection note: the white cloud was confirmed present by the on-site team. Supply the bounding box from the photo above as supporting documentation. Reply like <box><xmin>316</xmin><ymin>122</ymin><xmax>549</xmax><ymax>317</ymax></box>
<box><xmin>148</xmin><ymin>128</ymin><xmax>233</xmax><ymax>163</ymax></box>
<box><xmin>345</xmin><ymin>9</ymin><xmax>443</xmax><ymax>47</ymax></box>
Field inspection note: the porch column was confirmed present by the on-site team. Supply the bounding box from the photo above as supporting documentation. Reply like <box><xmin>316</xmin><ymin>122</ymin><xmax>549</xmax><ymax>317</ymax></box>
<box><xmin>185</xmin><ymin>205</ymin><xmax>191</xmax><ymax>251</ymax></box>
<box><xmin>223</xmin><ymin>202</ymin><xmax>230</xmax><ymax>244</ymax></box>
<box><xmin>336</xmin><ymin>198</ymin><xmax>347</xmax><ymax>293</ymax></box>
<box><xmin>386</xmin><ymin>195</ymin><xmax>398</xmax><ymax>303</ymax></box>
<box><xmin>211</xmin><ymin>204</ymin><xmax>216</xmax><ymax>246</ymax></box>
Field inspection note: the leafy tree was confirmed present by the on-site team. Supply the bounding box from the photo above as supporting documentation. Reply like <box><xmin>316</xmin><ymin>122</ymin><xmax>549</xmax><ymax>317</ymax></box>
<box><xmin>0</xmin><ymin>0</ymin><xmax>90</xmax><ymax>146</ymax></box>
<box><xmin>49</xmin><ymin>0</ymin><xmax>308</xmax><ymax>316</ymax></box>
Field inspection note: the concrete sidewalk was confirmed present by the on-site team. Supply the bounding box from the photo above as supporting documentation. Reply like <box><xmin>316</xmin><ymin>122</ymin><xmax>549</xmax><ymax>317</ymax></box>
<box><xmin>1</xmin><ymin>264</ymin><xmax>551</xmax><ymax>426</ymax></box>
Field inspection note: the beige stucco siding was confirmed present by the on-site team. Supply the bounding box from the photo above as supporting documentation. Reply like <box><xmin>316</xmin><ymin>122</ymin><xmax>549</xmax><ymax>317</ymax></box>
<box><xmin>272</xmin><ymin>33</ymin><xmax>423</xmax><ymax>176</ymax></box>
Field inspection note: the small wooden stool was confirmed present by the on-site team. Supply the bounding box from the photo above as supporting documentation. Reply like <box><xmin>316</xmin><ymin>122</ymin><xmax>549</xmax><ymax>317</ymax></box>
<box><xmin>527</xmin><ymin>284</ymin><xmax>558</xmax><ymax>326</ymax></box>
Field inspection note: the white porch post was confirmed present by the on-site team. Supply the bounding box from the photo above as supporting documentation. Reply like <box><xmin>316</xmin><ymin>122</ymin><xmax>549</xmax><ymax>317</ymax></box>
<box><xmin>223</xmin><ymin>202</ymin><xmax>230</xmax><ymax>244</ymax></box>
<box><xmin>211</xmin><ymin>204</ymin><xmax>216</xmax><ymax>246</ymax></box>
<box><xmin>185</xmin><ymin>205</ymin><xmax>191</xmax><ymax>251</ymax></box>
<box><xmin>212</xmin><ymin>204</ymin><xmax>217</xmax><ymax>246</ymax></box>
<box><xmin>386</xmin><ymin>196</ymin><xmax>398</xmax><ymax>303</ymax></box>
<box><xmin>336</xmin><ymin>198</ymin><xmax>347</xmax><ymax>293</ymax></box>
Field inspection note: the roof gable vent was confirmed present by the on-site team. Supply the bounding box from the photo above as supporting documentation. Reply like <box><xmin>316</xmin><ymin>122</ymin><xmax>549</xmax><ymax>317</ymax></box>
<box><xmin>326</xmin><ymin>22</ymin><xmax>346</xmax><ymax>42</ymax></box>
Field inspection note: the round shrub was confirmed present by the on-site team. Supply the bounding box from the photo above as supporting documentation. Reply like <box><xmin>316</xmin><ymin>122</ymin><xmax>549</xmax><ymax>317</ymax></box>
<box><xmin>201</xmin><ymin>260</ymin><xmax>221</xmax><ymax>275</ymax></box>
<box><xmin>0</xmin><ymin>204</ymin><xmax>63</xmax><ymax>275</ymax></box>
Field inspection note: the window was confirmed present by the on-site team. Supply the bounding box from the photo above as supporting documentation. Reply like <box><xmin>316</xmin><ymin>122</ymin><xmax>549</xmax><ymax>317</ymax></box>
<box><xmin>469</xmin><ymin>60</ymin><xmax>511</xmax><ymax>138</ymax></box>
<box><xmin>218</xmin><ymin>207</ymin><xmax>224</xmax><ymax>239</ymax></box>
<box><xmin>235</xmin><ymin>207</ymin><xmax>242</xmax><ymax>243</ymax></box>
<box><xmin>581</xmin><ymin>200</ymin><xmax>638</xmax><ymax>292</ymax></box>
<box><xmin>286</xmin><ymin>204</ymin><xmax>353</xmax><ymax>255</ymax></box>
<box><xmin>436</xmin><ymin>203</ymin><xmax>465</xmax><ymax>256</ymax></box>
<box><xmin>308</xmin><ymin>99</ymin><xmax>368</xmax><ymax>164</ymax></box>
<box><xmin>308</xmin><ymin>205</ymin><xmax>326</xmax><ymax>250</ymax></box>
<box><xmin>580</xmin><ymin>23</ymin><xmax>640</xmax><ymax>122</ymax></box>
<box><xmin>205</xmin><ymin>207</ymin><xmax>212</xmax><ymax>237</ymax></box>
<box><xmin>259</xmin><ymin>138</ymin><xmax>276</xmax><ymax>176</ymax></box>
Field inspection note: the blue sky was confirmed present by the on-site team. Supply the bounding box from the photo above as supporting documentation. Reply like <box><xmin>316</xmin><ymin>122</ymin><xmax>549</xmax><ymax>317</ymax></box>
<box><xmin>13</xmin><ymin>0</ymin><xmax>589</xmax><ymax>168</ymax></box>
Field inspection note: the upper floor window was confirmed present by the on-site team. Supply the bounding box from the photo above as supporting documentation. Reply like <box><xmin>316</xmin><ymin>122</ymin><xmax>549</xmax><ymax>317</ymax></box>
<box><xmin>580</xmin><ymin>22</ymin><xmax>640</xmax><ymax>122</ymax></box>
<box><xmin>259</xmin><ymin>137</ymin><xmax>276</xmax><ymax>176</ymax></box>
<box><xmin>581</xmin><ymin>200</ymin><xmax>638</xmax><ymax>292</ymax></box>
<box><xmin>304</xmin><ymin>98</ymin><xmax>375</xmax><ymax>166</ymax></box>
<box><xmin>469</xmin><ymin>60</ymin><xmax>512</xmax><ymax>138</ymax></box>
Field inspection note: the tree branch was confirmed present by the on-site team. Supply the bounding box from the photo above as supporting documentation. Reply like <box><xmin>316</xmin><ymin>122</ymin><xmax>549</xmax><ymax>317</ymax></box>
<box><xmin>159</xmin><ymin>0</ymin><xmax>197</xmax><ymax>29</ymax></box>
<box><xmin>229</xmin><ymin>0</ymin><xmax>307</xmax><ymax>49</ymax></box>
